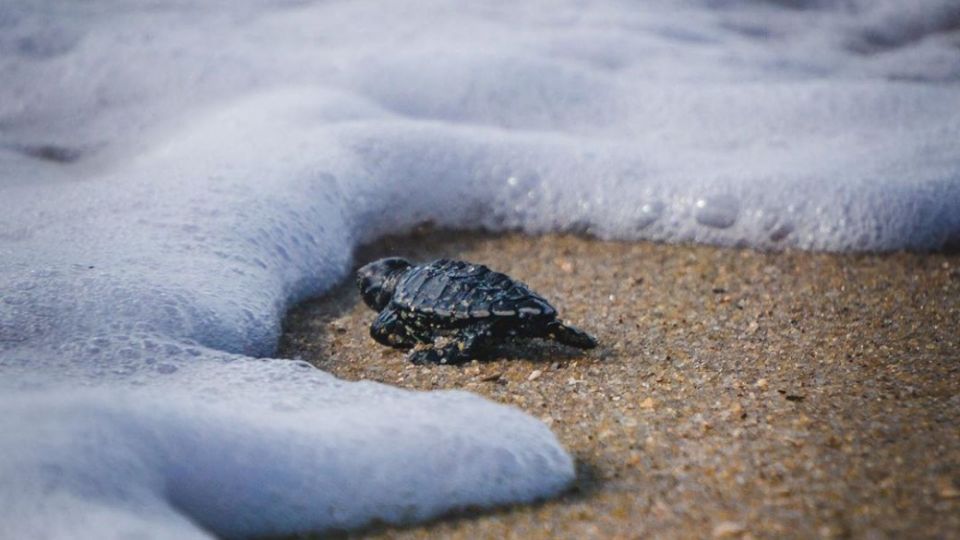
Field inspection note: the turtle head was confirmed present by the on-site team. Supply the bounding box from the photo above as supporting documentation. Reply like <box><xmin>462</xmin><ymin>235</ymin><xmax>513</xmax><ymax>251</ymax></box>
<box><xmin>356</xmin><ymin>257</ymin><xmax>411</xmax><ymax>311</ymax></box>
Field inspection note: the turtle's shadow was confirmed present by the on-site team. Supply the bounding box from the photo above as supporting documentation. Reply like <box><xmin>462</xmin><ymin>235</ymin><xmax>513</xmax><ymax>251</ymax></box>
<box><xmin>484</xmin><ymin>339</ymin><xmax>590</xmax><ymax>363</ymax></box>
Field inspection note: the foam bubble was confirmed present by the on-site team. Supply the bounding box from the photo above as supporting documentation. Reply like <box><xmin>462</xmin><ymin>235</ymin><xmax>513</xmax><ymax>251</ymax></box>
<box><xmin>695</xmin><ymin>195</ymin><xmax>740</xmax><ymax>230</ymax></box>
<box><xmin>635</xmin><ymin>201</ymin><xmax>665</xmax><ymax>230</ymax></box>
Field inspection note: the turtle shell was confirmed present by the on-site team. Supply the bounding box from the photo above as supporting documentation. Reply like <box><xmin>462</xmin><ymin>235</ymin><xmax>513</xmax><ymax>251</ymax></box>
<box><xmin>391</xmin><ymin>259</ymin><xmax>557</xmax><ymax>321</ymax></box>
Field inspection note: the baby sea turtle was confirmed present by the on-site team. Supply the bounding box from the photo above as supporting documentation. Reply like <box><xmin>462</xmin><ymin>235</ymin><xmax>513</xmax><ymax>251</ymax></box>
<box><xmin>357</xmin><ymin>257</ymin><xmax>598</xmax><ymax>365</ymax></box>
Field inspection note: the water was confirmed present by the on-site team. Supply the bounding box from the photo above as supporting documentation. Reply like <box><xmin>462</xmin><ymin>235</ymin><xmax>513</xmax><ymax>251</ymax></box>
<box><xmin>1</xmin><ymin>0</ymin><xmax>958</xmax><ymax>537</ymax></box>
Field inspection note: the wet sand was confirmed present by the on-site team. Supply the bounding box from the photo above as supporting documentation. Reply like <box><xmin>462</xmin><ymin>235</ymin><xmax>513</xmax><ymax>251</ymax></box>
<box><xmin>279</xmin><ymin>229</ymin><xmax>960</xmax><ymax>539</ymax></box>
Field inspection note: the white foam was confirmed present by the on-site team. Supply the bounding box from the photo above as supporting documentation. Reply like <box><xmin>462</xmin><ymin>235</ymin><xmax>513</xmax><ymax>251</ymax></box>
<box><xmin>1</xmin><ymin>0</ymin><xmax>958</xmax><ymax>537</ymax></box>
<box><xmin>1</xmin><ymin>378</ymin><xmax>571</xmax><ymax>539</ymax></box>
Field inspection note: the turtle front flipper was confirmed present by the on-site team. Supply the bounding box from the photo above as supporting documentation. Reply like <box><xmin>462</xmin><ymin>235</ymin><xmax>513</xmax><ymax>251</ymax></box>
<box><xmin>407</xmin><ymin>324</ymin><xmax>493</xmax><ymax>365</ymax></box>
<box><xmin>370</xmin><ymin>307</ymin><xmax>419</xmax><ymax>349</ymax></box>
<box><xmin>545</xmin><ymin>320</ymin><xmax>598</xmax><ymax>349</ymax></box>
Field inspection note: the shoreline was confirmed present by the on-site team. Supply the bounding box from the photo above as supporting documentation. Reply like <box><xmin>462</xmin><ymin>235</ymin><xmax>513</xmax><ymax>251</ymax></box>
<box><xmin>280</xmin><ymin>230</ymin><xmax>960</xmax><ymax>539</ymax></box>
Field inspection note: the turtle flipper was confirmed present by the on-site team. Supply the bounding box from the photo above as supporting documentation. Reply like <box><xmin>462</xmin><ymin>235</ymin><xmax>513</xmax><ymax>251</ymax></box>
<box><xmin>407</xmin><ymin>324</ymin><xmax>492</xmax><ymax>365</ymax></box>
<box><xmin>370</xmin><ymin>307</ymin><xmax>417</xmax><ymax>349</ymax></box>
<box><xmin>407</xmin><ymin>342</ymin><xmax>475</xmax><ymax>365</ymax></box>
<box><xmin>546</xmin><ymin>320</ymin><xmax>598</xmax><ymax>349</ymax></box>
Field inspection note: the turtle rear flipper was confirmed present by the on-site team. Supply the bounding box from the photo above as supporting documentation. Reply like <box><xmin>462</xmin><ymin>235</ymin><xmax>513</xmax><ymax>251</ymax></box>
<box><xmin>546</xmin><ymin>320</ymin><xmax>597</xmax><ymax>349</ymax></box>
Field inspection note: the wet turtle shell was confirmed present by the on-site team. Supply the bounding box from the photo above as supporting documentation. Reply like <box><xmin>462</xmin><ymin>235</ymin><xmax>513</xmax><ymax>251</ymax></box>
<box><xmin>392</xmin><ymin>259</ymin><xmax>557</xmax><ymax>322</ymax></box>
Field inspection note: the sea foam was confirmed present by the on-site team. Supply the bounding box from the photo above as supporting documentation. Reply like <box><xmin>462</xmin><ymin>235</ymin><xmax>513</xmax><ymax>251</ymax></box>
<box><xmin>1</xmin><ymin>0</ymin><xmax>958</xmax><ymax>537</ymax></box>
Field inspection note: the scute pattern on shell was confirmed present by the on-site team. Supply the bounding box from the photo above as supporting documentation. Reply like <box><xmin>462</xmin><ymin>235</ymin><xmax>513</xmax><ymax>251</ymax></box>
<box><xmin>393</xmin><ymin>259</ymin><xmax>556</xmax><ymax>323</ymax></box>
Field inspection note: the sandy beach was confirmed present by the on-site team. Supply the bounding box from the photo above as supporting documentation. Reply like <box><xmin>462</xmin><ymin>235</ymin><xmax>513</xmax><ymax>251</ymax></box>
<box><xmin>279</xmin><ymin>229</ymin><xmax>960</xmax><ymax>539</ymax></box>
